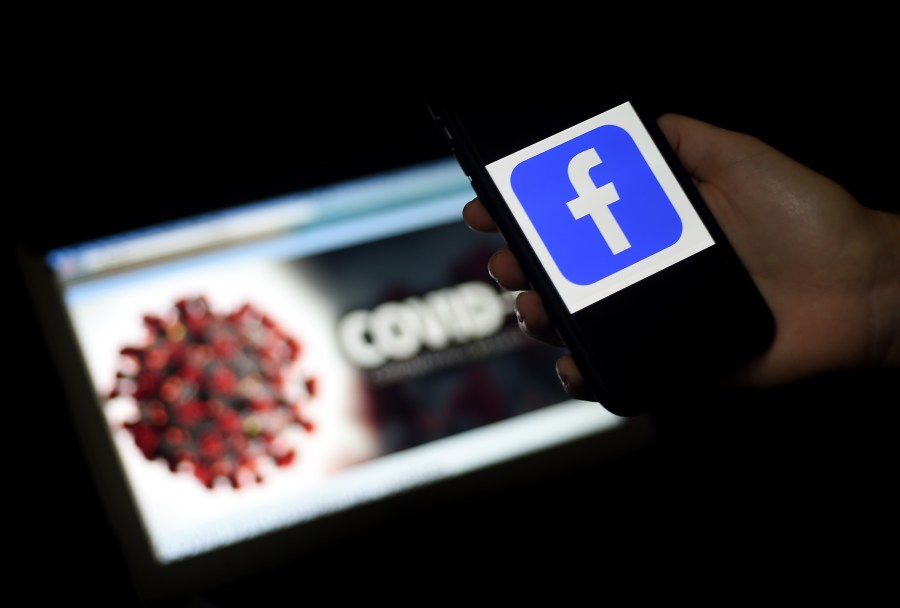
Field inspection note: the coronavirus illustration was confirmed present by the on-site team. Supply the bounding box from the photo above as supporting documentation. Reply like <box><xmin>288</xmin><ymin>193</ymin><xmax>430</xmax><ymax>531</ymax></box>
<box><xmin>107</xmin><ymin>296</ymin><xmax>317</xmax><ymax>489</ymax></box>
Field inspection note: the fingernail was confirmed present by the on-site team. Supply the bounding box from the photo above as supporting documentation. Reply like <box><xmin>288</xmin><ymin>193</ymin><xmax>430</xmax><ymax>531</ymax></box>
<box><xmin>487</xmin><ymin>252</ymin><xmax>499</xmax><ymax>283</ymax></box>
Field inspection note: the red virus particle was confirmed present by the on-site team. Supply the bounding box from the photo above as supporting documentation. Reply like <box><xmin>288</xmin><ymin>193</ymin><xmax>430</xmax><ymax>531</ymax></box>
<box><xmin>107</xmin><ymin>296</ymin><xmax>317</xmax><ymax>489</ymax></box>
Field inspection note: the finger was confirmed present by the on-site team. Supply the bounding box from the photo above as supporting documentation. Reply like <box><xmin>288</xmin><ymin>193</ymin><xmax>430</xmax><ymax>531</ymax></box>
<box><xmin>657</xmin><ymin>113</ymin><xmax>764</xmax><ymax>183</ymax></box>
<box><xmin>555</xmin><ymin>355</ymin><xmax>595</xmax><ymax>402</ymax></box>
<box><xmin>487</xmin><ymin>246</ymin><xmax>530</xmax><ymax>291</ymax></box>
<box><xmin>462</xmin><ymin>197</ymin><xmax>498</xmax><ymax>233</ymax></box>
<box><xmin>515</xmin><ymin>291</ymin><xmax>565</xmax><ymax>348</ymax></box>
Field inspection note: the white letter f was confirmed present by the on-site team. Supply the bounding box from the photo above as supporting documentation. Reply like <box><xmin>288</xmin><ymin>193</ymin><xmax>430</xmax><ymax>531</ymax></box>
<box><xmin>566</xmin><ymin>148</ymin><xmax>631</xmax><ymax>254</ymax></box>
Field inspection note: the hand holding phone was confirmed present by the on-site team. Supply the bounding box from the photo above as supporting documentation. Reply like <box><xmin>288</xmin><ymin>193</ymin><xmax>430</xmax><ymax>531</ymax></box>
<box><xmin>427</xmin><ymin>86</ymin><xmax>776</xmax><ymax>416</ymax></box>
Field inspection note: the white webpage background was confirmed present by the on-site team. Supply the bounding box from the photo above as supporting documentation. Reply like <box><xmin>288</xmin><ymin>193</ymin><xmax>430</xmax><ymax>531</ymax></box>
<box><xmin>486</xmin><ymin>102</ymin><xmax>714</xmax><ymax>313</ymax></box>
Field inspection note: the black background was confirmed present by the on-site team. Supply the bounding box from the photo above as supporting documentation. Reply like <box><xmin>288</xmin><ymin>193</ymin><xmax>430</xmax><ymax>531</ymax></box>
<box><xmin>10</xmin><ymin>46</ymin><xmax>898</xmax><ymax>603</ymax></box>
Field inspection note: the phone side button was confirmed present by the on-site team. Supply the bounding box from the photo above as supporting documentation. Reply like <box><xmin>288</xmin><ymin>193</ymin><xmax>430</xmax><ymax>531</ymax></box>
<box><xmin>451</xmin><ymin>150</ymin><xmax>473</xmax><ymax>181</ymax></box>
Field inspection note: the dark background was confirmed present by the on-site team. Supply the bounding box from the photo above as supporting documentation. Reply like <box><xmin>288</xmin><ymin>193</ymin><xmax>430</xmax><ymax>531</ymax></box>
<box><xmin>10</xmin><ymin>52</ymin><xmax>897</xmax><ymax>603</ymax></box>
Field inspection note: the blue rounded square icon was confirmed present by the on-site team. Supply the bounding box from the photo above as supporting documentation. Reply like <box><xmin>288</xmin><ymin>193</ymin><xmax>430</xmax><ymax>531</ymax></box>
<box><xmin>509</xmin><ymin>124</ymin><xmax>683</xmax><ymax>285</ymax></box>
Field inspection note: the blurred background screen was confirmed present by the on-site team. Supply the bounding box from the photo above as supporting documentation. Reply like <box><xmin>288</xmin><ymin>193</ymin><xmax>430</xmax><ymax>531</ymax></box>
<box><xmin>13</xmin><ymin>87</ymin><xmax>657</xmax><ymax>603</ymax></box>
<box><xmin>46</xmin><ymin>154</ymin><xmax>634</xmax><ymax>565</ymax></box>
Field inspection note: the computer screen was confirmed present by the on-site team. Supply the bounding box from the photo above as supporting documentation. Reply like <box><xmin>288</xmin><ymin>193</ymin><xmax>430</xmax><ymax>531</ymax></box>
<box><xmin>19</xmin><ymin>151</ymin><xmax>653</xmax><ymax>600</ymax></box>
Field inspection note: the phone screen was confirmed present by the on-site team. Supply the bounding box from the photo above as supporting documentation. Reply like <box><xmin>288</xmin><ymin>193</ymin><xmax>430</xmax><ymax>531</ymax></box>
<box><xmin>484</xmin><ymin>101</ymin><xmax>715</xmax><ymax>313</ymax></box>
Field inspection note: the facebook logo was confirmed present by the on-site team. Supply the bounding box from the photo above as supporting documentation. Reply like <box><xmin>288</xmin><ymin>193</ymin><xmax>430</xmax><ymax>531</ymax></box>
<box><xmin>509</xmin><ymin>123</ymin><xmax>683</xmax><ymax>285</ymax></box>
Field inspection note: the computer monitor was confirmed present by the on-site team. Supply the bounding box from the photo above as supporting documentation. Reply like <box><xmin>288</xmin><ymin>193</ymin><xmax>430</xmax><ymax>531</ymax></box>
<box><xmin>16</xmin><ymin>130</ymin><xmax>654</xmax><ymax>601</ymax></box>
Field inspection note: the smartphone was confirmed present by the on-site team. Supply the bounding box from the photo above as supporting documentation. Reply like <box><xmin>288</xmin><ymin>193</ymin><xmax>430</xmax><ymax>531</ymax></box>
<box><xmin>426</xmin><ymin>85</ymin><xmax>776</xmax><ymax>416</ymax></box>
